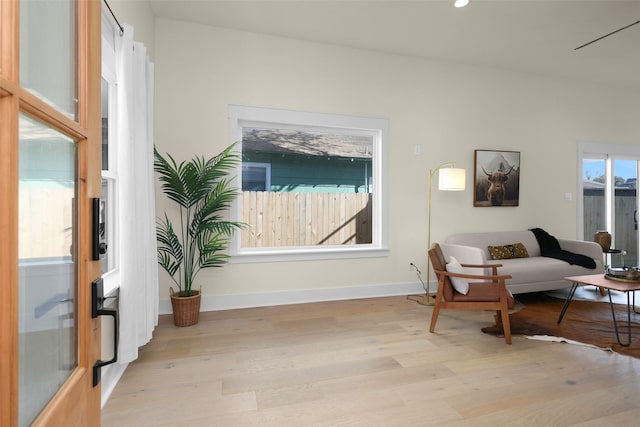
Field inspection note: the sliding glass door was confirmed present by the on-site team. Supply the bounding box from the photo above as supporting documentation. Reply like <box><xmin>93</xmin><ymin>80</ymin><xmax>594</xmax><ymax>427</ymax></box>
<box><xmin>581</xmin><ymin>148</ymin><xmax>639</xmax><ymax>268</ymax></box>
<box><xmin>613</xmin><ymin>160</ymin><xmax>638</xmax><ymax>267</ymax></box>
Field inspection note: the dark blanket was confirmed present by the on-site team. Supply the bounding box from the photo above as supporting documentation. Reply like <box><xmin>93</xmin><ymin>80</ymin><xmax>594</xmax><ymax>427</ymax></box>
<box><xmin>530</xmin><ymin>227</ymin><xmax>597</xmax><ymax>269</ymax></box>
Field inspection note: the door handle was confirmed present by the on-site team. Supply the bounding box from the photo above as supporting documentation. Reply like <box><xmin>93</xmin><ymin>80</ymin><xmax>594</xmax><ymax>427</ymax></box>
<box><xmin>91</xmin><ymin>278</ymin><xmax>118</xmax><ymax>387</ymax></box>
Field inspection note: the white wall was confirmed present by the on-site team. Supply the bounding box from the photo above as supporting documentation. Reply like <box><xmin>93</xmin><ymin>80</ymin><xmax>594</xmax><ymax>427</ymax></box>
<box><xmin>151</xmin><ymin>18</ymin><xmax>639</xmax><ymax>308</ymax></box>
<box><xmin>108</xmin><ymin>0</ymin><xmax>155</xmax><ymax>60</ymax></box>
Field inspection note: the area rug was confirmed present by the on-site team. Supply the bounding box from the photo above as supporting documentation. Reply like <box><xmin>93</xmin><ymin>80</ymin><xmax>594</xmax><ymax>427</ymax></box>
<box><xmin>482</xmin><ymin>292</ymin><xmax>640</xmax><ymax>358</ymax></box>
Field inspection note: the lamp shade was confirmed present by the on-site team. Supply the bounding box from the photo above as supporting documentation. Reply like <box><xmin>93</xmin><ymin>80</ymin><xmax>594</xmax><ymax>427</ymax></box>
<box><xmin>438</xmin><ymin>168</ymin><xmax>466</xmax><ymax>191</ymax></box>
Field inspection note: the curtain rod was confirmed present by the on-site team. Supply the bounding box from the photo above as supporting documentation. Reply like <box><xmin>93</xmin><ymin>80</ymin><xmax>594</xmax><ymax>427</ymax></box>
<box><xmin>103</xmin><ymin>0</ymin><xmax>124</xmax><ymax>36</ymax></box>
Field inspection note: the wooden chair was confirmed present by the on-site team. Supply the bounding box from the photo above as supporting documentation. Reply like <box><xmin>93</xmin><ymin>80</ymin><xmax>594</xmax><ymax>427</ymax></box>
<box><xmin>428</xmin><ymin>243</ymin><xmax>515</xmax><ymax>344</ymax></box>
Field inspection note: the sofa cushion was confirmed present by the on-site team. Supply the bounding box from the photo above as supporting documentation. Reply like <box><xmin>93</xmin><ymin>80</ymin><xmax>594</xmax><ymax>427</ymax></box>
<box><xmin>488</xmin><ymin>243</ymin><xmax>529</xmax><ymax>260</ymax></box>
<box><xmin>494</xmin><ymin>256</ymin><xmax>596</xmax><ymax>285</ymax></box>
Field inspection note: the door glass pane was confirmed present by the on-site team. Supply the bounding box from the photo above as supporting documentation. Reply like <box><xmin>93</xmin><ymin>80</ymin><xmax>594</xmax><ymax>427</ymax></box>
<box><xmin>18</xmin><ymin>114</ymin><xmax>77</xmax><ymax>426</ymax></box>
<box><xmin>583</xmin><ymin>158</ymin><xmax>606</xmax><ymax>242</ymax></box>
<box><xmin>614</xmin><ymin>160</ymin><xmax>637</xmax><ymax>267</ymax></box>
<box><xmin>20</xmin><ymin>0</ymin><xmax>78</xmax><ymax>119</ymax></box>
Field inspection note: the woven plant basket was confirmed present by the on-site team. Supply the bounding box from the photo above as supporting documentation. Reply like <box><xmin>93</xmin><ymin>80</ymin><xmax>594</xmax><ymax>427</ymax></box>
<box><xmin>170</xmin><ymin>288</ymin><xmax>201</xmax><ymax>327</ymax></box>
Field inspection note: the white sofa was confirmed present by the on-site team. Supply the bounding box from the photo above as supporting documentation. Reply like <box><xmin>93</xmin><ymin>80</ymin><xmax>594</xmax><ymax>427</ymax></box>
<box><xmin>441</xmin><ymin>230</ymin><xmax>604</xmax><ymax>294</ymax></box>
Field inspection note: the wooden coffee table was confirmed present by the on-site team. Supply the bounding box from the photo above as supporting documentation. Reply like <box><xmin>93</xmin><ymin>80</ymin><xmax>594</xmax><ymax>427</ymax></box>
<box><xmin>558</xmin><ymin>274</ymin><xmax>640</xmax><ymax>347</ymax></box>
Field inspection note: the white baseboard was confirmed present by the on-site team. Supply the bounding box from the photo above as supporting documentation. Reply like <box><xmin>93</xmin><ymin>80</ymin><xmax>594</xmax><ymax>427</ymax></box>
<box><xmin>103</xmin><ymin>282</ymin><xmax>426</xmax><ymax>407</ymax></box>
<box><xmin>101</xmin><ymin>362</ymin><xmax>128</xmax><ymax>408</ymax></box>
<box><xmin>159</xmin><ymin>281</ymin><xmax>426</xmax><ymax>314</ymax></box>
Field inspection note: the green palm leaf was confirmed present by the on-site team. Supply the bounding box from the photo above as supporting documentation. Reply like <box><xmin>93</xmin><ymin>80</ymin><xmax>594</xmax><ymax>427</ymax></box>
<box><xmin>190</xmin><ymin>179</ymin><xmax>240</xmax><ymax>237</ymax></box>
<box><xmin>154</xmin><ymin>143</ymin><xmax>245</xmax><ymax>295</ymax></box>
<box><xmin>156</xmin><ymin>214</ymin><xmax>184</xmax><ymax>288</ymax></box>
<box><xmin>196</xmin><ymin>231</ymin><xmax>230</xmax><ymax>268</ymax></box>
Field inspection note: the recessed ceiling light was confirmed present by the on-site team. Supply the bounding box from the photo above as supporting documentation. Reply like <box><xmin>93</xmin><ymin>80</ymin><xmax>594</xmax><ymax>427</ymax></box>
<box><xmin>454</xmin><ymin>0</ymin><xmax>470</xmax><ymax>8</ymax></box>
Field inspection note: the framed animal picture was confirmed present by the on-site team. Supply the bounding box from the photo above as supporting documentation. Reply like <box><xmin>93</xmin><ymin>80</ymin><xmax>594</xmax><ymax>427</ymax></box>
<box><xmin>473</xmin><ymin>150</ymin><xmax>520</xmax><ymax>207</ymax></box>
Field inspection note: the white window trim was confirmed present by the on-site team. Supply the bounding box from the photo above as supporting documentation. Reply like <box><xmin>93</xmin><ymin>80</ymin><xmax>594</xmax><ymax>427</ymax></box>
<box><xmin>228</xmin><ymin>105</ymin><xmax>389</xmax><ymax>262</ymax></box>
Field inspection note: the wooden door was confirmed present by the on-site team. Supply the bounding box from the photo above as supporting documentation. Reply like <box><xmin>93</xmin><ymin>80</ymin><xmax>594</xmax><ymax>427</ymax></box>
<box><xmin>0</xmin><ymin>0</ymin><xmax>102</xmax><ymax>425</ymax></box>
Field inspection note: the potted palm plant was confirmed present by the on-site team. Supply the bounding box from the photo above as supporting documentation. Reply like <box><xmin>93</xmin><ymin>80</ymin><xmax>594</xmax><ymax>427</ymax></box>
<box><xmin>154</xmin><ymin>143</ymin><xmax>244</xmax><ymax>326</ymax></box>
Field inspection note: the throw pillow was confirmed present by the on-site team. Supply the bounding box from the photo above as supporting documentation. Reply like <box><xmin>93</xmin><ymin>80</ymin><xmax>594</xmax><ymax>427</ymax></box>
<box><xmin>488</xmin><ymin>243</ymin><xmax>529</xmax><ymax>260</ymax></box>
<box><xmin>445</xmin><ymin>256</ymin><xmax>469</xmax><ymax>295</ymax></box>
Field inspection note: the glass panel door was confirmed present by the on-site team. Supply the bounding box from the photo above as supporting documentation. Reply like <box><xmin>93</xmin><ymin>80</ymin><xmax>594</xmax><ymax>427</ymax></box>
<box><xmin>18</xmin><ymin>114</ymin><xmax>77</xmax><ymax>426</ymax></box>
<box><xmin>583</xmin><ymin>158</ymin><xmax>606</xmax><ymax>242</ymax></box>
<box><xmin>20</xmin><ymin>0</ymin><xmax>78</xmax><ymax>119</ymax></box>
<box><xmin>613</xmin><ymin>159</ymin><xmax>638</xmax><ymax>267</ymax></box>
<box><xmin>582</xmin><ymin>154</ymin><xmax>640</xmax><ymax>269</ymax></box>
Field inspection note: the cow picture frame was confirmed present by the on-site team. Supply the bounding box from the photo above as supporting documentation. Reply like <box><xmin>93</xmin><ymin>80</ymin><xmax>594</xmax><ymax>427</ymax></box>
<box><xmin>473</xmin><ymin>150</ymin><xmax>520</xmax><ymax>207</ymax></box>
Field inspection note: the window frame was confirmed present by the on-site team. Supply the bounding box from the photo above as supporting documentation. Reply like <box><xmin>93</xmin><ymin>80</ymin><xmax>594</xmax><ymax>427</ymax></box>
<box><xmin>242</xmin><ymin>161</ymin><xmax>271</xmax><ymax>191</ymax></box>
<box><xmin>100</xmin><ymin>11</ymin><xmax>120</xmax><ymax>293</ymax></box>
<box><xmin>228</xmin><ymin>105</ymin><xmax>389</xmax><ymax>262</ymax></box>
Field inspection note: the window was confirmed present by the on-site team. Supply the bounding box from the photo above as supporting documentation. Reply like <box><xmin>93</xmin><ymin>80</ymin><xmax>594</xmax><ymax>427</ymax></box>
<box><xmin>242</xmin><ymin>162</ymin><xmax>271</xmax><ymax>191</ymax></box>
<box><xmin>100</xmin><ymin>11</ymin><xmax>119</xmax><ymax>292</ymax></box>
<box><xmin>228</xmin><ymin>105</ymin><xmax>388</xmax><ymax>261</ymax></box>
<box><xmin>100</xmin><ymin>78</ymin><xmax>116</xmax><ymax>276</ymax></box>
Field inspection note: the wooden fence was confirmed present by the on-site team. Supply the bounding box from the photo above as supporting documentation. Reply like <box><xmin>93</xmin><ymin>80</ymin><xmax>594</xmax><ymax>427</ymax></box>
<box><xmin>584</xmin><ymin>189</ymin><xmax>637</xmax><ymax>267</ymax></box>
<box><xmin>241</xmin><ymin>191</ymin><xmax>372</xmax><ymax>247</ymax></box>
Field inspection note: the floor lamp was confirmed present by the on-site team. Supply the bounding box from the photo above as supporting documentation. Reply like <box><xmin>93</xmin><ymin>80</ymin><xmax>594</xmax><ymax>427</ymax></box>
<box><xmin>420</xmin><ymin>162</ymin><xmax>466</xmax><ymax>306</ymax></box>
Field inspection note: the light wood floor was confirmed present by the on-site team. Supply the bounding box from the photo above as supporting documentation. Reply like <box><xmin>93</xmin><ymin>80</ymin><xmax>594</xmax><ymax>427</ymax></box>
<box><xmin>102</xmin><ymin>295</ymin><xmax>640</xmax><ymax>426</ymax></box>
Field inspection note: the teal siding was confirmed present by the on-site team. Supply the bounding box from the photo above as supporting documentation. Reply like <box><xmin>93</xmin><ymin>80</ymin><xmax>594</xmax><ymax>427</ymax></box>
<box><xmin>243</xmin><ymin>152</ymin><xmax>371</xmax><ymax>193</ymax></box>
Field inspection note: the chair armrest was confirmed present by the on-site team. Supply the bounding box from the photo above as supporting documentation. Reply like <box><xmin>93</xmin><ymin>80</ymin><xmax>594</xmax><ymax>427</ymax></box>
<box><xmin>435</xmin><ymin>269</ymin><xmax>512</xmax><ymax>282</ymax></box>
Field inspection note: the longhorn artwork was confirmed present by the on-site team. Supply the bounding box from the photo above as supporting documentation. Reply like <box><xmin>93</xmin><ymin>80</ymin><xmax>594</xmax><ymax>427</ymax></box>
<box><xmin>473</xmin><ymin>150</ymin><xmax>520</xmax><ymax>207</ymax></box>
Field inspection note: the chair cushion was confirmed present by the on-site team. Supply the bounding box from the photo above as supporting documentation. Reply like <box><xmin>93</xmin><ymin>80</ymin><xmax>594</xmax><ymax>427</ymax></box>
<box><xmin>452</xmin><ymin>282</ymin><xmax>515</xmax><ymax>309</ymax></box>
<box><xmin>445</xmin><ymin>256</ymin><xmax>469</xmax><ymax>295</ymax></box>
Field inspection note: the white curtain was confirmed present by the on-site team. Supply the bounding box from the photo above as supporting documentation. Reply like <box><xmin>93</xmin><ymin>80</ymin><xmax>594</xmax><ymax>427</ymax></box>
<box><xmin>115</xmin><ymin>24</ymin><xmax>158</xmax><ymax>364</ymax></box>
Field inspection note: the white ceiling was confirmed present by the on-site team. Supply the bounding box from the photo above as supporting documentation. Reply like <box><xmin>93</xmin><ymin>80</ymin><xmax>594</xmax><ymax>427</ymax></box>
<box><xmin>148</xmin><ymin>0</ymin><xmax>640</xmax><ymax>90</ymax></box>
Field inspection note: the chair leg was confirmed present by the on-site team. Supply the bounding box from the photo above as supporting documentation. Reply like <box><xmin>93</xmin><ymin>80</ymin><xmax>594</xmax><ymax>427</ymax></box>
<box><xmin>493</xmin><ymin>309</ymin><xmax>511</xmax><ymax>344</ymax></box>
<box><xmin>495</xmin><ymin>310</ymin><xmax>503</xmax><ymax>326</ymax></box>
<box><xmin>500</xmin><ymin>308</ymin><xmax>512</xmax><ymax>345</ymax></box>
<box><xmin>429</xmin><ymin>300</ymin><xmax>441</xmax><ymax>333</ymax></box>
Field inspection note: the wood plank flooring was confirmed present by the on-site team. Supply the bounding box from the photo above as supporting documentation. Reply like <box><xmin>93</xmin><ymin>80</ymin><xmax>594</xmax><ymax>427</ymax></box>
<box><xmin>102</xmin><ymin>295</ymin><xmax>640</xmax><ymax>426</ymax></box>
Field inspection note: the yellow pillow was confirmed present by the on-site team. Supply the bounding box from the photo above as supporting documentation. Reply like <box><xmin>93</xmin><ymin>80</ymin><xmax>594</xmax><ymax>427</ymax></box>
<box><xmin>488</xmin><ymin>243</ymin><xmax>529</xmax><ymax>260</ymax></box>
